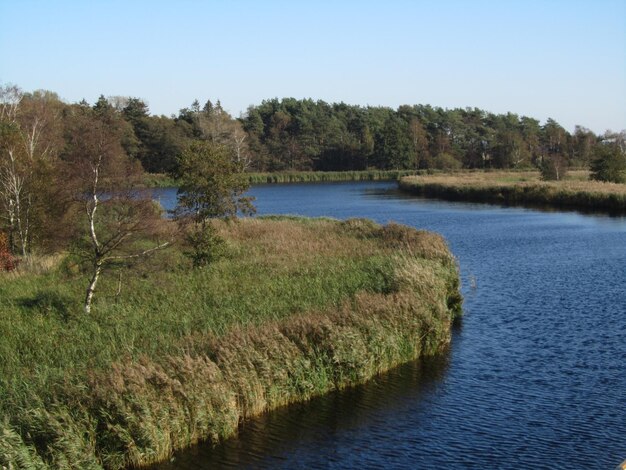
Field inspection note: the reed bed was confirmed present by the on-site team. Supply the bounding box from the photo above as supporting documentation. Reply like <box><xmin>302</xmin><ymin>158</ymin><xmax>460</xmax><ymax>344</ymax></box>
<box><xmin>0</xmin><ymin>217</ymin><xmax>461</xmax><ymax>469</ymax></box>
<box><xmin>245</xmin><ymin>170</ymin><xmax>421</xmax><ymax>184</ymax></box>
<box><xmin>399</xmin><ymin>171</ymin><xmax>626</xmax><ymax>212</ymax></box>
<box><xmin>142</xmin><ymin>170</ymin><xmax>422</xmax><ymax>188</ymax></box>
<box><xmin>139</xmin><ymin>174</ymin><xmax>179</xmax><ymax>189</ymax></box>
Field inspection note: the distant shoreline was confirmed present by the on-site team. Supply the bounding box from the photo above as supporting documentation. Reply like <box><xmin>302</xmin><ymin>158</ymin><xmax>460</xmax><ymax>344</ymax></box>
<box><xmin>398</xmin><ymin>171</ymin><xmax>626</xmax><ymax>214</ymax></box>
<box><xmin>142</xmin><ymin>170</ymin><xmax>424</xmax><ymax>188</ymax></box>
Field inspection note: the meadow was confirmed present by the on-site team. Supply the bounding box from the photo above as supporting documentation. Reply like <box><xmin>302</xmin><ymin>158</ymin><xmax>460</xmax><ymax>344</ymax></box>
<box><xmin>0</xmin><ymin>217</ymin><xmax>461</xmax><ymax>469</ymax></box>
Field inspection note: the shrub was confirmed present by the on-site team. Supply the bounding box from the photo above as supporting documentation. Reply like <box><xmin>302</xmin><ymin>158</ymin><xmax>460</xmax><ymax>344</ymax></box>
<box><xmin>432</xmin><ymin>153</ymin><xmax>462</xmax><ymax>171</ymax></box>
<box><xmin>184</xmin><ymin>223</ymin><xmax>226</xmax><ymax>267</ymax></box>
<box><xmin>540</xmin><ymin>154</ymin><xmax>568</xmax><ymax>181</ymax></box>
<box><xmin>590</xmin><ymin>144</ymin><xmax>626</xmax><ymax>184</ymax></box>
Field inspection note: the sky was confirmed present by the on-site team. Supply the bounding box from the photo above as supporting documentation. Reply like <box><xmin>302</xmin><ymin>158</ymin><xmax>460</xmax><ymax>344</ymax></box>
<box><xmin>1</xmin><ymin>0</ymin><xmax>625</xmax><ymax>134</ymax></box>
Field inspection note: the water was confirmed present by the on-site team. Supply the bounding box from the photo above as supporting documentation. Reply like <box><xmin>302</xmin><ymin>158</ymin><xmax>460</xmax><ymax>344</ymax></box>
<box><xmin>152</xmin><ymin>182</ymin><xmax>626</xmax><ymax>469</ymax></box>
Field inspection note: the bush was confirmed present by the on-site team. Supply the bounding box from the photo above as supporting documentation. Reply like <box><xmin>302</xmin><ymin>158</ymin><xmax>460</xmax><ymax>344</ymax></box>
<box><xmin>590</xmin><ymin>144</ymin><xmax>626</xmax><ymax>184</ymax></box>
<box><xmin>184</xmin><ymin>223</ymin><xmax>226</xmax><ymax>267</ymax></box>
<box><xmin>540</xmin><ymin>154</ymin><xmax>568</xmax><ymax>181</ymax></box>
<box><xmin>432</xmin><ymin>153</ymin><xmax>462</xmax><ymax>171</ymax></box>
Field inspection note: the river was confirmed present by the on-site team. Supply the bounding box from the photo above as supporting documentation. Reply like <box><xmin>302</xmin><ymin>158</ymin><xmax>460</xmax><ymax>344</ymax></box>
<box><xmin>151</xmin><ymin>181</ymin><xmax>626</xmax><ymax>469</ymax></box>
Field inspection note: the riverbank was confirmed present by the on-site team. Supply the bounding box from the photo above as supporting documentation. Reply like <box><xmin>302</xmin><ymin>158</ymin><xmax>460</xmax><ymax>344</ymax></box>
<box><xmin>398</xmin><ymin>171</ymin><xmax>626</xmax><ymax>213</ymax></box>
<box><xmin>246</xmin><ymin>170</ymin><xmax>421</xmax><ymax>184</ymax></box>
<box><xmin>143</xmin><ymin>170</ymin><xmax>422</xmax><ymax>188</ymax></box>
<box><xmin>0</xmin><ymin>217</ymin><xmax>461</xmax><ymax>469</ymax></box>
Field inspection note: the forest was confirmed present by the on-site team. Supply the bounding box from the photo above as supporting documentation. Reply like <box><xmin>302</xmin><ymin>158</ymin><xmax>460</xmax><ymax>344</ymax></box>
<box><xmin>134</xmin><ymin>96</ymin><xmax>624</xmax><ymax>175</ymax></box>
<box><xmin>3</xmin><ymin>85</ymin><xmax>623</xmax><ymax>175</ymax></box>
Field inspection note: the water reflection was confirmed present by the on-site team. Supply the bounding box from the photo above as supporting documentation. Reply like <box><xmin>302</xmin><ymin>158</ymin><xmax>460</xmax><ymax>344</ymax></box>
<box><xmin>155</xmin><ymin>353</ymin><xmax>452</xmax><ymax>470</ymax></box>
<box><xmin>383</xmin><ymin>186</ymin><xmax>626</xmax><ymax>219</ymax></box>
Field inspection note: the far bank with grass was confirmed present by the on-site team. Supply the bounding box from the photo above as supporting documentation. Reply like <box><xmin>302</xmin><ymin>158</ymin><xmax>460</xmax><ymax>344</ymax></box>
<box><xmin>143</xmin><ymin>170</ymin><xmax>423</xmax><ymax>188</ymax></box>
<box><xmin>245</xmin><ymin>169</ymin><xmax>421</xmax><ymax>184</ymax></box>
<box><xmin>0</xmin><ymin>217</ymin><xmax>461</xmax><ymax>469</ymax></box>
<box><xmin>398</xmin><ymin>171</ymin><xmax>626</xmax><ymax>213</ymax></box>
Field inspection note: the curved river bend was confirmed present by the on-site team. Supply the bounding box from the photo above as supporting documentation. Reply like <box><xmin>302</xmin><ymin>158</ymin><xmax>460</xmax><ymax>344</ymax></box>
<box><xmin>152</xmin><ymin>182</ymin><xmax>626</xmax><ymax>469</ymax></box>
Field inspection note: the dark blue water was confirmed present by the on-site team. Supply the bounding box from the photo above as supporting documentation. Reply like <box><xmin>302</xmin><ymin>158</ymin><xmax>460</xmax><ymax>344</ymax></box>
<box><xmin>153</xmin><ymin>182</ymin><xmax>626</xmax><ymax>470</ymax></box>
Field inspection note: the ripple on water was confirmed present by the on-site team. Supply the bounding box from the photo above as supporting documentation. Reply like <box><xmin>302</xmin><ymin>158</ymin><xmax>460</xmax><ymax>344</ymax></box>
<box><xmin>150</xmin><ymin>182</ymin><xmax>626</xmax><ymax>470</ymax></box>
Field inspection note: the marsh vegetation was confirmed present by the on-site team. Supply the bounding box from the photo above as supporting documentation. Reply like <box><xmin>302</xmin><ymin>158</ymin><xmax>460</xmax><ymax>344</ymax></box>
<box><xmin>399</xmin><ymin>170</ymin><xmax>626</xmax><ymax>212</ymax></box>
<box><xmin>0</xmin><ymin>217</ymin><xmax>461</xmax><ymax>469</ymax></box>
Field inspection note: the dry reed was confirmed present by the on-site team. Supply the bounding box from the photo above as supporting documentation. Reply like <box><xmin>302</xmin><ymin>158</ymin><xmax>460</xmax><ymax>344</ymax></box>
<box><xmin>399</xmin><ymin>171</ymin><xmax>626</xmax><ymax>212</ymax></box>
<box><xmin>1</xmin><ymin>218</ymin><xmax>461</xmax><ymax>469</ymax></box>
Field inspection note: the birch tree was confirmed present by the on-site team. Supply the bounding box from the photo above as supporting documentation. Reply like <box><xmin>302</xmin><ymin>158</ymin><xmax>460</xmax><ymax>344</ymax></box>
<box><xmin>183</xmin><ymin>100</ymin><xmax>253</xmax><ymax>170</ymax></box>
<box><xmin>0</xmin><ymin>86</ymin><xmax>64</xmax><ymax>256</ymax></box>
<box><xmin>67</xmin><ymin>104</ymin><xmax>170</xmax><ymax>313</ymax></box>
<box><xmin>231</xmin><ymin>121</ymin><xmax>252</xmax><ymax>171</ymax></box>
<box><xmin>540</xmin><ymin>118</ymin><xmax>568</xmax><ymax>180</ymax></box>
<box><xmin>0</xmin><ymin>85</ymin><xmax>24</xmax><ymax>254</ymax></box>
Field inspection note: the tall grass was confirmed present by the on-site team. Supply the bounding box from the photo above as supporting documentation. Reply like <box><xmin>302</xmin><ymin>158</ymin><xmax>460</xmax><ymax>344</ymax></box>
<box><xmin>0</xmin><ymin>217</ymin><xmax>461</xmax><ymax>469</ymax></box>
<box><xmin>246</xmin><ymin>169</ymin><xmax>422</xmax><ymax>184</ymax></box>
<box><xmin>140</xmin><ymin>173</ymin><xmax>179</xmax><ymax>188</ymax></box>
<box><xmin>399</xmin><ymin>171</ymin><xmax>626</xmax><ymax>213</ymax></box>
<box><xmin>141</xmin><ymin>170</ymin><xmax>423</xmax><ymax>188</ymax></box>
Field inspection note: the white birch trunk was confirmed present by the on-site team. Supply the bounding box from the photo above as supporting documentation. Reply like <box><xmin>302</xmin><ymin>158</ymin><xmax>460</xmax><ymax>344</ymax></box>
<box><xmin>84</xmin><ymin>156</ymin><xmax>102</xmax><ymax>313</ymax></box>
<box><xmin>84</xmin><ymin>262</ymin><xmax>102</xmax><ymax>314</ymax></box>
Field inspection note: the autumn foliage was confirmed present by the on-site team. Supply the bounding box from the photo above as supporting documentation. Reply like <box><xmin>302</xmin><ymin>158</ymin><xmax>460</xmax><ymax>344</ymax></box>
<box><xmin>0</xmin><ymin>231</ymin><xmax>18</xmax><ymax>271</ymax></box>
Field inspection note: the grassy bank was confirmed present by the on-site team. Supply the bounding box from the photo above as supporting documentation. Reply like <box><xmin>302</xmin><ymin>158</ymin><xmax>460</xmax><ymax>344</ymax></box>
<box><xmin>142</xmin><ymin>170</ymin><xmax>422</xmax><ymax>188</ymax></box>
<box><xmin>0</xmin><ymin>217</ymin><xmax>461</xmax><ymax>469</ymax></box>
<box><xmin>140</xmin><ymin>173</ymin><xmax>179</xmax><ymax>188</ymax></box>
<box><xmin>245</xmin><ymin>170</ymin><xmax>421</xmax><ymax>184</ymax></box>
<box><xmin>399</xmin><ymin>171</ymin><xmax>626</xmax><ymax>213</ymax></box>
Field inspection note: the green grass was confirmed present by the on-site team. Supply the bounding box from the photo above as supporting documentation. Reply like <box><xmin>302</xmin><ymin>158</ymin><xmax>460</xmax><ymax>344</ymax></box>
<box><xmin>399</xmin><ymin>170</ymin><xmax>626</xmax><ymax>213</ymax></box>
<box><xmin>141</xmin><ymin>170</ymin><xmax>424</xmax><ymax>188</ymax></box>
<box><xmin>0</xmin><ymin>217</ymin><xmax>461</xmax><ymax>469</ymax></box>
<box><xmin>140</xmin><ymin>173</ymin><xmax>179</xmax><ymax>188</ymax></box>
<box><xmin>245</xmin><ymin>169</ymin><xmax>422</xmax><ymax>184</ymax></box>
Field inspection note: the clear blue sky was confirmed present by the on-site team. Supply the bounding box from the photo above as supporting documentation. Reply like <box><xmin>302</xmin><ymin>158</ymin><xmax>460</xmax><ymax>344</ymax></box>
<box><xmin>1</xmin><ymin>0</ymin><xmax>625</xmax><ymax>133</ymax></box>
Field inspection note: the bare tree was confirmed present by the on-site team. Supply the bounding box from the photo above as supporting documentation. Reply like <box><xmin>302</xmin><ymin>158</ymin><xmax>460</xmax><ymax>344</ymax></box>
<box><xmin>195</xmin><ymin>99</ymin><xmax>232</xmax><ymax>144</ymax></box>
<box><xmin>231</xmin><ymin>121</ymin><xmax>252</xmax><ymax>171</ymax></box>
<box><xmin>107</xmin><ymin>95</ymin><xmax>131</xmax><ymax>112</ymax></box>
<box><xmin>191</xmin><ymin>100</ymin><xmax>253</xmax><ymax>170</ymax></box>
<box><xmin>0</xmin><ymin>84</ymin><xmax>20</xmax><ymax>121</ymax></box>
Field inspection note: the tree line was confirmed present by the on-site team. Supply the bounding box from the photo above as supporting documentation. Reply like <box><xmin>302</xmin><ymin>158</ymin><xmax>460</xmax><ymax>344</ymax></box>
<box><xmin>119</xmin><ymin>95</ymin><xmax>626</xmax><ymax>176</ymax></box>
<box><xmin>241</xmin><ymin>99</ymin><xmax>624</xmax><ymax>178</ymax></box>
<box><xmin>129</xmin><ymin>95</ymin><xmax>626</xmax><ymax>181</ymax></box>
<box><xmin>1</xmin><ymin>84</ymin><xmax>625</xmax><ymax>260</ymax></box>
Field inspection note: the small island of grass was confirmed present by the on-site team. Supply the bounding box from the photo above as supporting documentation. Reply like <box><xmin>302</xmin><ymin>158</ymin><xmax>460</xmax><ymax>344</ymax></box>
<box><xmin>0</xmin><ymin>217</ymin><xmax>461</xmax><ymax>469</ymax></box>
<box><xmin>398</xmin><ymin>170</ymin><xmax>626</xmax><ymax>213</ymax></box>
